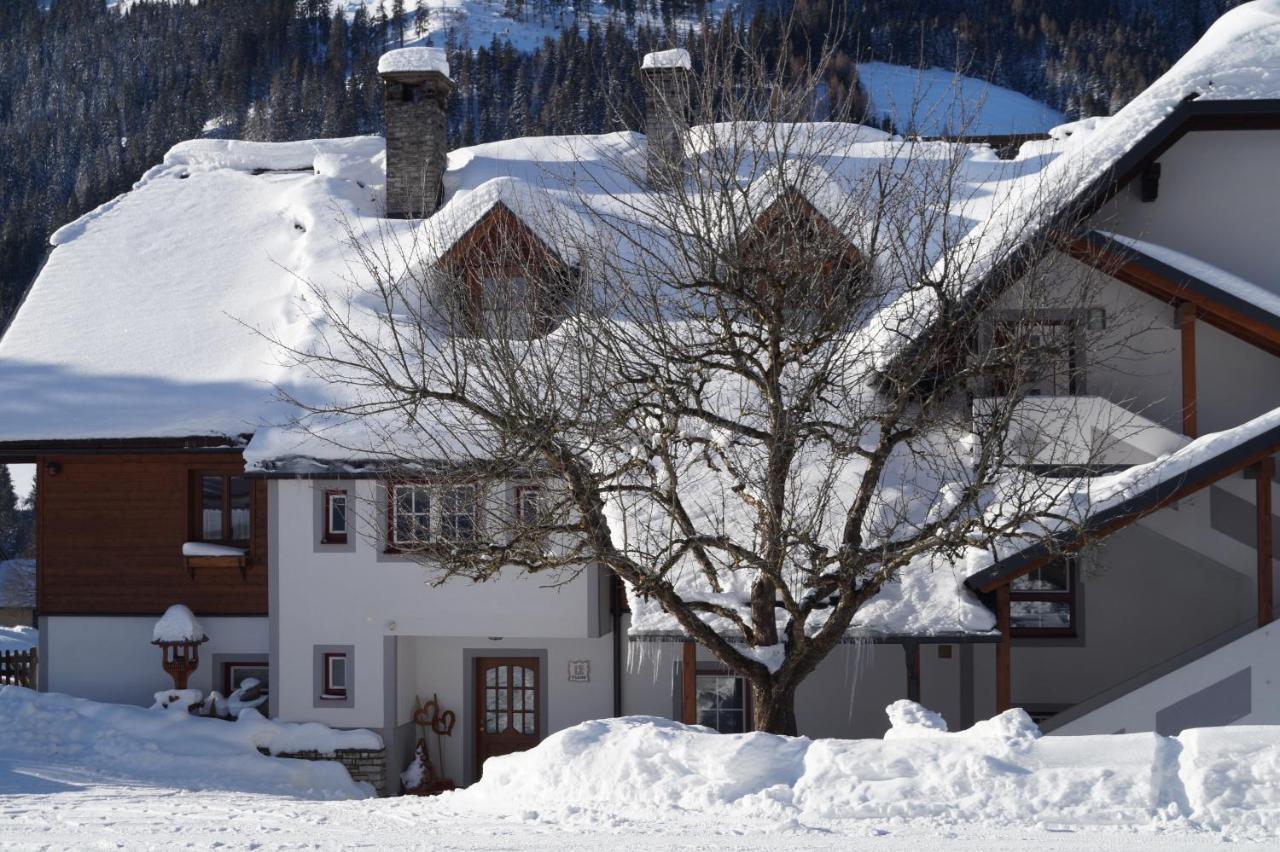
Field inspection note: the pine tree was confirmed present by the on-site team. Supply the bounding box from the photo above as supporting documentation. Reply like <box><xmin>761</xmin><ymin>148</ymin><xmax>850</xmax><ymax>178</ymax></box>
<box><xmin>414</xmin><ymin>0</ymin><xmax>430</xmax><ymax>37</ymax></box>
<box><xmin>391</xmin><ymin>0</ymin><xmax>406</xmax><ymax>47</ymax></box>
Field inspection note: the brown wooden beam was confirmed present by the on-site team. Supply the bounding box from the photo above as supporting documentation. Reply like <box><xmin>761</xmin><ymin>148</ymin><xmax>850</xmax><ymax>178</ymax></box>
<box><xmin>1178</xmin><ymin>302</ymin><xmax>1198</xmax><ymax>438</ymax></box>
<box><xmin>681</xmin><ymin>641</ymin><xmax>697</xmax><ymax>724</ymax></box>
<box><xmin>1064</xmin><ymin>239</ymin><xmax>1280</xmax><ymax>358</ymax></box>
<box><xmin>1259</xmin><ymin>457</ymin><xmax>1275</xmax><ymax>628</ymax></box>
<box><xmin>996</xmin><ymin>584</ymin><xmax>1011</xmax><ymax>713</ymax></box>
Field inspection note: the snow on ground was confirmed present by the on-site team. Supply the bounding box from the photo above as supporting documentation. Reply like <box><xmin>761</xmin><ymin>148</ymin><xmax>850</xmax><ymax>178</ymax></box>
<box><xmin>0</xmin><ymin>688</ymin><xmax>375</xmax><ymax>801</ymax></box>
<box><xmin>0</xmin><ymin>626</ymin><xmax>36</xmax><ymax>652</ymax></box>
<box><xmin>0</xmin><ymin>689</ymin><xmax>1276</xmax><ymax>849</ymax></box>
<box><xmin>857</xmin><ymin>62</ymin><xmax>1064</xmax><ymax>135</ymax></box>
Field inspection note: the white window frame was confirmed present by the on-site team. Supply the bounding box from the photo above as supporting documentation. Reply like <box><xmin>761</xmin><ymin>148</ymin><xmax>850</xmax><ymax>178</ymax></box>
<box><xmin>322</xmin><ymin>652</ymin><xmax>348</xmax><ymax>700</ymax></box>
<box><xmin>391</xmin><ymin>484</ymin><xmax>433</xmax><ymax>546</ymax></box>
<box><xmin>324</xmin><ymin>490</ymin><xmax>348</xmax><ymax>542</ymax></box>
<box><xmin>439</xmin><ymin>484</ymin><xmax>479</xmax><ymax>542</ymax></box>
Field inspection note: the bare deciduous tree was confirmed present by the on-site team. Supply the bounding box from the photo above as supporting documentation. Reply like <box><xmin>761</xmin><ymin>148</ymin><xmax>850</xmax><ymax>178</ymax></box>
<box><xmin>272</xmin><ymin>18</ymin><xmax>1152</xmax><ymax>733</ymax></box>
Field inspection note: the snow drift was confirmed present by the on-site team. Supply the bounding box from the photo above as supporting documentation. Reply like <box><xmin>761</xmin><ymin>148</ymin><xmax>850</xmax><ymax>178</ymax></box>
<box><xmin>457</xmin><ymin>705</ymin><xmax>1280</xmax><ymax>837</ymax></box>
<box><xmin>0</xmin><ymin>687</ymin><xmax>377</xmax><ymax>800</ymax></box>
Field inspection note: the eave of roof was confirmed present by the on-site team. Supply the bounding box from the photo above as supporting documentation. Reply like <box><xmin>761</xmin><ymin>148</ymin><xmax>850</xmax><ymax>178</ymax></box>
<box><xmin>1069</xmin><ymin>230</ymin><xmax>1280</xmax><ymax>355</ymax></box>
<box><xmin>626</xmin><ymin>629</ymin><xmax>1003</xmax><ymax>644</ymax></box>
<box><xmin>882</xmin><ymin>99</ymin><xmax>1280</xmax><ymax>385</ymax></box>
<box><xmin>0</xmin><ymin>435</ymin><xmax>247</xmax><ymax>461</ymax></box>
<box><xmin>964</xmin><ymin>416</ymin><xmax>1280</xmax><ymax>593</ymax></box>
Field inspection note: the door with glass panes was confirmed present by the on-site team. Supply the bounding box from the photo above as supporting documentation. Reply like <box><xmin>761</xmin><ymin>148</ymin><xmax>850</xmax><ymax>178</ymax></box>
<box><xmin>474</xmin><ymin>657</ymin><xmax>541</xmax><ymax>774</ymax></box>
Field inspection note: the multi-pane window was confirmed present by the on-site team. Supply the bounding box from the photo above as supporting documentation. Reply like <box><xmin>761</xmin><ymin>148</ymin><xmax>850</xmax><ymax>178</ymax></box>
<box><xmin>483</xmin><ymin>663</ymin><xmax>537</xmax><ymax>735</ymax></box>
<box><xmin>440</xmin><ymin>485</ymin><xmax>478</xmax><ymax>541</ymax></box>
<box><xmin>324</xmin><ymin>490</ymin><xmax>348</xmax><ymax>543</ymax></box>
<box><xmin>322</xmin><ymin>652</ymin><xmax>348</xmax><ymax>700</ymax></box>
<box><xmin>991</xmin><ymin>318</ymin><xmax>1085</xmax><ymax>398</ymax></box>
<box><xmin>392</xmin><ymin>485</ymin><xmax>432</xmax><ymax>545</ymax></box>
<box><xmin>695</xmin><ymin>673</ymin><xmax>749</xmax><ymax>734</ymax></box>
<box><xmin>390</xmin><ymin>483</ymin><xmax>482</xmax><ymax>547</ymax></box>
<box><xmin>1011</xmin><ymin>558</ymin><xmax>1077</xmax><ymax>637</ymax></box>
<box><xmin>515</xmin><ymin>485</ymin><xmax>542</xmax><ymax>526</ymax></box>
<box><xmin>197</xmin><ymin>473</ymin><xmax>251</xmax><ymax>544</ymax></box>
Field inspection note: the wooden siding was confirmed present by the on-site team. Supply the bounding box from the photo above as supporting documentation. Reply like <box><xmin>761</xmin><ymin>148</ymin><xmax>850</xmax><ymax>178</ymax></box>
<box><xmin>36</xmin><ymin>452</ymin><xmax>267</xmax><ymax>615</ymax></box>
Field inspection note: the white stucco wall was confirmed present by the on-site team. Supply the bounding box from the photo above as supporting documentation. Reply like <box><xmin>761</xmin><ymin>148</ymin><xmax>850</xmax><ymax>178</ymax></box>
<box><xmin>398</xmin><ymin>632</ymin><xmax>616</xmax><ymax>783</ymax></box>
<box><xmin>271</xmin><ymin>478</ymin><xmax>605</xmax><ymax>732</ymax></box>
<box><xmin>966</xmin><ymin>518</ymin><xmax>1258</xmax><ymax>725</ymax></box>
<box><xmin>1103</xmin><ymin>129</ymin><xmax>1280</xmax><ymax>290</ymax></box>
<box><xmin>40</xmin><ymin>615</ymin><xmax>267</xmax><ymax>707</ymax></box>
<box><xmin>1053</xmin><ymin>621</ymin><xmax>1280</xmax><ymax>735</ymax></box>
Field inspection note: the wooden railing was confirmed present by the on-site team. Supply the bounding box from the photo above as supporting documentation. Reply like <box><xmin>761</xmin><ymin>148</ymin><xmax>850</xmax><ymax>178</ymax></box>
<box><xmin>0</xmin><ymin>648</ymin><xmax>37</xmax><ymax>688</ymax></box>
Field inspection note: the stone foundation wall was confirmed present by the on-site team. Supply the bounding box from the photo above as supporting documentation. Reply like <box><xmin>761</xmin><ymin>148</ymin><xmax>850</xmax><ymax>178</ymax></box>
<box><xmin>270</xmin><ymin>747</ymin><xmax>388</xmax><ymax>796</ymax></box>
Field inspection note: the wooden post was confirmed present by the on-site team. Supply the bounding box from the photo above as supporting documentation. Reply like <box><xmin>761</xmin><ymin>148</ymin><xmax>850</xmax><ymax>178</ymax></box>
<box><xmin>681</xmin><ymin>641</ymin><xmax>696</xmax><ymax>724</ymax></box>
<box><xmin>1178</xmin><ymin>303</ymin><xmax>1198</xmax><ymax>438</ymax></box>
<box><xmin>1258</xmin><ymin>456</ymin><xmax>1274</xmax><ymax>627</ymax></box>
<box><xmin>903</xmin><ymin>642</ymin><xmax>921</xmax><ymax>703</ymax></box>
<box><xmin>996</xmin><ymin>584</ymin><xmax>1011</xmax><ymax>713</ymax></box>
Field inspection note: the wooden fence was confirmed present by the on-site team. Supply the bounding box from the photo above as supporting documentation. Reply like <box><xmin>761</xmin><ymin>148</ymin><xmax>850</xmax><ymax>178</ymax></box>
<box><xmin>0</xmin><ymin>648</ymin><xmax>37</xmax><ymax>688</ymax></box>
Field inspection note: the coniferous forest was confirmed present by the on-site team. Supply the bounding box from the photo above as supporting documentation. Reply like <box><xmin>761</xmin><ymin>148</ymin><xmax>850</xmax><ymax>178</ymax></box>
<box><xmin>0</xmin><ymin>0</ymin><xmax>1243</xmax><ymax>319</ymax></box>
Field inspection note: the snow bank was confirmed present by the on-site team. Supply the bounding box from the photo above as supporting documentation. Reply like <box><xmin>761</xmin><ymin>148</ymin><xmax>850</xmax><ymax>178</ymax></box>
<box><xmin>1178</xmin><ymin>726</ymin><xmax>1280</xmax><ymax>831</ymax></box>
<box><xmin>152</xmin><ymin>603</ymin><xmax>205</xmax><ymax>643</ymax></box>
<box><xmin>456</xmin><ymin>708</ymin><xmax>1280</xmax><ymax>837</ymax></box>
<box><xmin>641</xmin><ymin>48</ymin><xmax>691</xmax><ymax>70</ymax></box>
<box><xmin>0</xmin><ymin>625</ymin><xmax>37</xmax><ymax>652</ymax></box>
<box><xmin>0</xmin><ymin>687</ymin><xmax>377</xmax><ymax>799</ymax></box>
<box><xmin>378</xmin><ymin>46</ymin><xmax>450</xmax><ymax>77</ymax></box>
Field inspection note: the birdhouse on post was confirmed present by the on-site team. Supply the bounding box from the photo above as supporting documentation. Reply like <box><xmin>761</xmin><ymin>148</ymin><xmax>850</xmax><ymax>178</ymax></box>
<box><xmin>151</xmin><ymin>604</ymin><xmax>208</xmax><ymax>690</ymax></box>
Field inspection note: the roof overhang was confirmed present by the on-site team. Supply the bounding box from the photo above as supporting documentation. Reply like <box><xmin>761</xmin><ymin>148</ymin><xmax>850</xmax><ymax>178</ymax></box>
<box><xmin>1067</xmin><ymin>230</ymin><xmax>1280</xmax><ymax>355</ymax></box>
<box><xmin>627</xmin><ymin>630</ymin><xmax>1003</xmax><ymax>645</ymax></box>
<box><xmin>0</xmin><ymin>435</ymin><xmax>246</xmax><ymax>464</ymax></box>
<box><xmin>883</xmin><ymin>99</ymin><xmax>1280</xmax><ymax>384</ymax></box>
<box><xmin>964</xmin><ymin>419</ymin><xmax>1280</xmax><ymax>594</ymax></box>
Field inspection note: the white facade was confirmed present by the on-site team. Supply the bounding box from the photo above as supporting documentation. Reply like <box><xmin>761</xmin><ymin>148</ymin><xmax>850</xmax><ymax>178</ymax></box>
<box><xmin>40</xmin><ymin>615</ymin><xmax>267</xmax><ymax>707</ymax></box>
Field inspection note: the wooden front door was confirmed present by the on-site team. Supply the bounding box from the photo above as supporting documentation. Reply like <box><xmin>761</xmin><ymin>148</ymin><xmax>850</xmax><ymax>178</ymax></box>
<box><xmin>474</xmin><ymin>656</ymin><xmax>540</xmax><ymax>775</ymax></box>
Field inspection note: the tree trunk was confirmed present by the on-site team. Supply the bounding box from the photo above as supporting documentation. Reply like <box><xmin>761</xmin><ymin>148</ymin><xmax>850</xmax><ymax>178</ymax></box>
<box><xmin>752</xmin><ymin>679</ymin><xmax>799</xmax><ymax>736</ymax></box>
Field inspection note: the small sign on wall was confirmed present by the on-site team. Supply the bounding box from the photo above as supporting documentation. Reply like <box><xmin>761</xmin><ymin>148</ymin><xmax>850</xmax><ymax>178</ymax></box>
<box><xmin>567</xmin><ymin>660</ymin><xmax>590</xmax><ymax>683</ymax></box>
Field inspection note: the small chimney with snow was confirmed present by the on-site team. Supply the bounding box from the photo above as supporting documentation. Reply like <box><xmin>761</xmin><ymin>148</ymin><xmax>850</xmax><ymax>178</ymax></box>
<box><xmin>641</xmin><ymin>48</ymin><xmax>691</xmax><ymax>189</ymax></box>
<box><xmin>379</xmin><ymin>47</ymin><xmax>454</xmax><ymax>219</ymax></box>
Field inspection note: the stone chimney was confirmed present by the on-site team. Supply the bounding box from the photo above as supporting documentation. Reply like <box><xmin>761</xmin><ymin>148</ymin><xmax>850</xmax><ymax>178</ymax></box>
<box><xmin>379</xmin><ymin>47</ymin><xmax>454</xmax><ymax>219</ymax></box>
<box><xmin>641</xmin><ymin>48</ymin><xmax>692</xmax><ymax>189</ymax></box>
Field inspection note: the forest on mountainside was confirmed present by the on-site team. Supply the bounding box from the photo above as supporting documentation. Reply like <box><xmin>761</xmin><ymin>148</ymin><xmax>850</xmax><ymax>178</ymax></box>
<box><xmin>0</xmin><ymin>0</ymin><xmax>1243</xmax><ymax>321</ymax></box>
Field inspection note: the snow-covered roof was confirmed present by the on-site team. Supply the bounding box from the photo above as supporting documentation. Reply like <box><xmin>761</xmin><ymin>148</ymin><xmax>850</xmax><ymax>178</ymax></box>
<box><xmin>377</xmin><ymin>46</ymin><xmax>450</xmax><ymax>77</ymax></box>
<box><xmin>641</xmin><ymin>48</ymin><xmax>692</xmax><ymax>71</ymax></box>
<box><xmin>874</xmin><ymin>0</ymin><xmax>1280</xmax><ymax>374</ymax></box>
<box><xmin>1096</xmin><ymin>230</ymin><xmax>1280</xmax><ymax>326</ymax></box>
<box><xmin>4</xmin><ymin>3</ymin><xmax>1280</xmax><ymax>645</ymax></box>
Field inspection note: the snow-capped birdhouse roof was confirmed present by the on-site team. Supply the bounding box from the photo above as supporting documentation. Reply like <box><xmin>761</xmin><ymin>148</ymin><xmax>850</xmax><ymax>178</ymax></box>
<box><xmin>152</xmin><ymin>604</ymin><xmax>206</xmax><ymax>644</ymax></box>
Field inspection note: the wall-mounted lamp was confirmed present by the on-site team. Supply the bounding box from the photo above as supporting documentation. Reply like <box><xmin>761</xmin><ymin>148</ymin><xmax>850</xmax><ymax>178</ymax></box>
<box><xmin>45</xmin><ymin>461</ymin><xmax>61</xmax><ymax>477</ymax></box>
